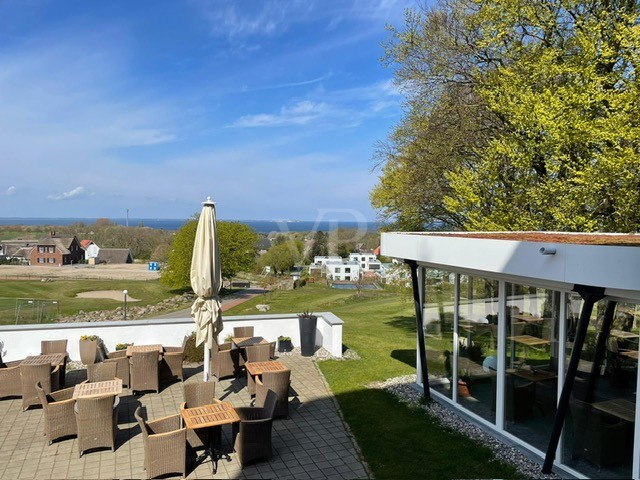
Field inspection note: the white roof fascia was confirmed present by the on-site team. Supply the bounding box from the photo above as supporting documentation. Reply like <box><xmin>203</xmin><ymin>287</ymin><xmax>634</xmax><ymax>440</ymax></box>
<box><xmin>381</xmin><ymin>232</ymin><xmax>640</xmax><ymax>294</ymax></box>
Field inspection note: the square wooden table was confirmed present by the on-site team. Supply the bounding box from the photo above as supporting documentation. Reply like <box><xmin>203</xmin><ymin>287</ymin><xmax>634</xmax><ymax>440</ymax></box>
<box><xmin>232</xmin><ymin>336</ymin><xmax>269</xmax><ymax>348</ymax></box>
<box><xmin>507</xmin><ymin>368</ymin><xmax>557</xmax><ymax>383</ymax></box>
<box><xmin>22</xmin><ymin>353</ymin><xmax>66</xmax><ymax>366</ymax></box>
<box><xmin>620</xmin><ymin>350</ymin><xmax>639</xmax><ymax>360</ymax></box>
<box><xmin>592</xmin><ymin>398</ymin><xmax>636</xmax><ymax>423</ymax></box>
<box><xmin>507</xmin><ymin>335</ymin><xmax>550</xmax><ymax>347</ymax></box>
<box><xmin>73</xmin><ymin>379</ymin><xmax>123</xmax><ymax>399</ymax></box>
<box><xmin>125</xmin><ymin>344</ymin><xmax>163</xmax><ymax>357</ymax></box>
<box><xmin>611</xmin><ymin>329</ymin><xmax>640</xmax><ymax>340</ymax></box>
<box><xmin>245</xmin><ymin>360</ymin><xmax>287</xmax><ymax>377</ymax></box>
<box><xmin>181</xmin><ymin>401</ymin><xmax>240</xmax><ymax>471</ymax></box>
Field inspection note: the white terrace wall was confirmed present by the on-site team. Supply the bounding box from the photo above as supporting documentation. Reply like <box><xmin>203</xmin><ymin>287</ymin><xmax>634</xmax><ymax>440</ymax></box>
<box><xmin>0</xmin><ymin>312</ymin><xmax>343</xmax><ymax>362</ymax></box>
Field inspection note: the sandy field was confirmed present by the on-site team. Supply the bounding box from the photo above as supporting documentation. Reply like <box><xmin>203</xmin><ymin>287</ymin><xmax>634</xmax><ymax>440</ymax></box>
<box><xmin>75</xmin><ymin>290</ymin><xmax>141</xmax><ymax>301</ymax></box>
<box><xmin>0</xmin><ymin>263</ymin><xmax>161</xmax><ymax>281</ymax></box>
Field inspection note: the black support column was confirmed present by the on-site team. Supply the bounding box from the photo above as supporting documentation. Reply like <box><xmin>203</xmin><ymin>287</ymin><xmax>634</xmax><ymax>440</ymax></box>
<box><xmin>542</xmin><ymin>285</ymin><xmax>605</xmax><ymax>474</ymax></box>
<box><xmin>407</xmin><ymin>260</ymin><xmax>430</xmax><ymax>400</ymax></box>
<box><xmin>584</xmin><ymin>300</ymin><xmax>617</xmax><ymax>403</ymax></box>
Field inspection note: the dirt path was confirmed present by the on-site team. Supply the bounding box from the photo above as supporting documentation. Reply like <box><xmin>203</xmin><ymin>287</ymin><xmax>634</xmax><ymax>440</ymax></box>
<box><xmin>155</xmin><ymin>288</ymin><xmax>264</xmax><ymax>318</ymax></box>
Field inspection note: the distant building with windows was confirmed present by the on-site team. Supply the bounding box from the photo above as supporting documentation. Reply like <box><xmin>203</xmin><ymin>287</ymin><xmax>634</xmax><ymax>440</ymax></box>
<box><xmin>325</xmin><ymin>261</ymin><xmax>361</xmax><ymax>282</ymax></box>
<box><xmin>348</xmin><ymin>252</ymin><xmax>382</xmax><ymax>272</ymax></box>
<box><xmin>30</xmin><ymin>234</ymin><xmax>84</xmax><ymax>266</ymax></box>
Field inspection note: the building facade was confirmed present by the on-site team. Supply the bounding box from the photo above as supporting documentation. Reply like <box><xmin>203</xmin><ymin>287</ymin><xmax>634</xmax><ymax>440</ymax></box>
<box><xmin>382</xmin><ymin>231</ymin><xmax>640</xmax><ymax>480</ymax></box>
<box><xmin>30</xmin><ymin>235</ymin><xmax>84</xmax><ymax>266</ymax></box>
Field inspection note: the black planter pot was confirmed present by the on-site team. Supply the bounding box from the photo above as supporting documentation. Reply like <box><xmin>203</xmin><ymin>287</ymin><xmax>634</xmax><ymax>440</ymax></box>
<box><xmin>278</xmin><ymin>339</ymin><xmax>293</xmax><ymax>353</ymax></box>
<box><xmin>298</xmin><ymin>315</ymin><xmax>318</xmax><ymax>357</ymax></box>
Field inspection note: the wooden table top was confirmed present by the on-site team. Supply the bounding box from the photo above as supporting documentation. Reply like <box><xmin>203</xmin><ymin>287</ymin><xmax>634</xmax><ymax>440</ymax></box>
<box><xmin>21</xmin><ymin>353</ymin><xmax>66</xmax><ymax>366</ymax></box>
<box><xmin>592</xmin><ymin>398</ymin><xmax>636</xmax><ymax>423</ymax></box>
<box><xmin>181</xmin><ymin>402</ymin><xmax>240</xmax><ymax>430</ymax></box>
<box><xmin>232</xmin><ymin>336</ymin><xmax>269</xmax><ymax>348</ymax></box>
<box><xmin>620</xmin><ymin>350</ymin><xmax>639</xmax><ymax>360</ymax></box>
<box><xmin>507</xmin><ymin>368</ymin><xmax>557</xmax><ymax>383</ymax></box>
<box><xmin>126</xmin><ymin>344</ymin><xmax>163</xmax><ymax>356</ymax></box>
<box><xmin>512</xmin><ymin>314</ymin><xmax>546</xmax><ymax>323</ymax></box>
<box><xmin>245</xmin><ymin>360</ymin><xmax>287</xmax><ymax>376</ymax></box>
<box><xmin>611</xmin><ymin>329</ymin><xmax>640</xmax><ymax>339</ymax></box>
<box><xmin>507</xmin><ymin>335</ymin><xmax>551</xmax><ymax>347</ymax></box>
<box><xmin>73</xmin><ymin>378</ymin><xmax>123</xmax><ymax>400</ymax></box>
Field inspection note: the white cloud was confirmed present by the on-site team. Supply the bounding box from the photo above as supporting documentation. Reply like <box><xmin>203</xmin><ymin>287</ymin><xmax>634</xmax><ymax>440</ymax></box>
<box><xmin>47</xmin><ymin>186</ymin><xmax>90</xmax><ymax>201</ymax></box>
<box><xmin>190</xmin><ymin>0</ymin><xmax>304</xmax><ymax>38</ymax></box>
<box><xmin>230</xmin><ymin>101</ymin><xmax>330</xmax><ymax>128</ymax></box>
<box><xmin>5</xmin><ymin>186</ymin><xmax>16</xmax><ymax>195</ymax></box>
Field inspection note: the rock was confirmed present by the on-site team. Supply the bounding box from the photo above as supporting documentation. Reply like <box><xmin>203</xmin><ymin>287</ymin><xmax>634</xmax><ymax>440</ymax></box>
<box><xmin>256</xmin><ymin>304</ymin><xmax>271</xmax><ymax>312</ymax></box>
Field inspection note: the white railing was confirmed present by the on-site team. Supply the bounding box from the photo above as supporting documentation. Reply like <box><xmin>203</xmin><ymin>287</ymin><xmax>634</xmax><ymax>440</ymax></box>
<box><xmin>0</xmin><ymin>312</ymin><xmax>343</xmax><ymax>361</ymax></box>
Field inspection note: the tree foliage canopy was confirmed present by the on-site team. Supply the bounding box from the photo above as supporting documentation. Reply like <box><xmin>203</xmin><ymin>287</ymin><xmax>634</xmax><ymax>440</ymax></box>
<box><xmin>161</xmin><ymin>218</ymin><xmax>258</xmax><ymax>289</ymax></box>
<box><xmin>257</xmin><ymin>240</ymin><xmax>304</xmax><ymax>274</ymax></box>
<box><xmin>373</xmin><ymin>0</ymin><xmax>640</xmax><ymax>232</ymax></box>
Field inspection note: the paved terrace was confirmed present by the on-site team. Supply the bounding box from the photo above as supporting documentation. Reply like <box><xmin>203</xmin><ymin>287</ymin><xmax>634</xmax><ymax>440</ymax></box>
<box><xmin>0</xmin><ymin>355</ymin><xmax>370</xmax><ymax>479</ymax></box>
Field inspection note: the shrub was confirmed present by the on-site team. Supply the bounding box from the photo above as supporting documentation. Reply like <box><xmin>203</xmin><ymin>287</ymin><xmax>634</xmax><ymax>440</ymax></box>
<box><xmin>183</xmin><ymin>331</ymin><xmax>205</xmax><ymax>362</ymax></box>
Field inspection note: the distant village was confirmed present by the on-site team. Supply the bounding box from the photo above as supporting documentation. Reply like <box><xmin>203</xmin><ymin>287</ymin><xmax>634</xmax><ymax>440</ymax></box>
<box><xmin>0</xmin><ymin>232</ymin><xmax>133</xmax><ymax>266</ymax></box>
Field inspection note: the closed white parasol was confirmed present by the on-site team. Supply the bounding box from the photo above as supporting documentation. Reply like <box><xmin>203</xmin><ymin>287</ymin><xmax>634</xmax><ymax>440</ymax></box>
<box><xmin>190</xmin><ymin>197</ymin><xmax>223</xmax><ymax>381</ymax></box>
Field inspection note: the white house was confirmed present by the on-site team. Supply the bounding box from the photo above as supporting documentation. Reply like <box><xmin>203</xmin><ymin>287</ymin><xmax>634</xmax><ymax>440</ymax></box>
<box><xmin>348</xmin><ymin>252</ymin><xmax>382</xmax><ymax>272</ymax></box>
<box><xmin>382</xmin><ymin>231</ymin><xmax>640</xmax><ymax>480</ymax></box>
<box><xmin>84</xmin><ymin>243</ymin><xmax>100</xmax><ymax>261</ymax></box>
<box><xmin>325</xmin><ymin>261</ymin><xmax>361</xmax><ymax>281</ymax></box>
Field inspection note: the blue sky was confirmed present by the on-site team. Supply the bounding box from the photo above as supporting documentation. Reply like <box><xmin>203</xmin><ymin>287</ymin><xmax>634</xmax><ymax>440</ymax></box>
<box><xmin>0</xmin><ymin>0</ymin><xmax>413</xmax><ymax>222</ymax></box>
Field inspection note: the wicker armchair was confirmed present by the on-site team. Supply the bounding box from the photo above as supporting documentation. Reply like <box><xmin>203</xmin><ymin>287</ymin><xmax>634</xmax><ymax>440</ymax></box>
<box><xmin>20</xmin><ymin>362</ymin><xmax>60</xmax><ymax>411</ymax></box>
<box><xmin>161</xmin><ymin>336</ymin><xmax>188</xmax><ymax>383</ymax></box>
<box><xmin>36</xmin><ymin>382</ymin><xmax>76</xmax><ymax>445</ymax></box>
<box><xmin>130</xmin><ymin>351</ymin><xmax>160</xmax><ymax>394</ymax></box>
<box><xmin>182</xmin><ymin>381</ymin><xmax>218</xmax><ymax>450</ymax></box>
<box><xmin>134</xmin><ymin>406</ymin><xmax>186</xmax><ymax>479</ymax></box>
<box><xmin>213</xmin><ymin>342</ymin><xmax>240</xmax><ymax>380</ymax></box>
<box><xmin>233</xmin><ymin>326</ymin><xmax>254</xmax><ymax>338</ymax></box>
<box><xmin>232</xmin><ymin>389</ymin><xmax>278</xmax><ymax>467</ymax></box>
<box><xmin>268</xmin><ymin>341</ymin><xmax>276</xmax><ymax>359</ymax></box>
<box><xmin>0</xmin><ymin>352</ymin><xmax>23</xmax><ymax>399</ymax></box>
<box><xmin>75</xmin><ymin>394</ymin><xmax>119</xmax><ymax>457</ymax></box>
<box><xmin>570</xmin><ymin>397</ymin><xmax>628</xmax><ymax>468</ymax></box>
<box><xmin>245</xmin><ymin>344</ymin><xmax>272</xmax><ymax>397</ymax></box>
<box><xmin>256</xmin><ymin>369</ymin><xmax>291</xmax><ymax>418</ymax></box>
<box><xmin>105</xmin><ymin>350</ymin><xmax>130</xmax><ymax>387</ymax></box>
<box><xmin>85</xmin><ymin>361</ymin><xmax>118</xmax><ymax>383</ymax></box>
<box><xmin>41</xmin><ymin>339</ymin><xmax>69</xmax><ymax>387</ymax></box>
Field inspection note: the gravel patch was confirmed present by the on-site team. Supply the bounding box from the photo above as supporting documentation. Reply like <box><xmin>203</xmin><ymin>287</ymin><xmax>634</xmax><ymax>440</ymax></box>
<box><xmin>368</xmin><ymin>375</ymin><xmax>561</xmax><ymax>480</ymax></box>
<box><xmin>275</xmin><ymin>346</ymin><xmax>360</xmax><ymax>361</ymax></box>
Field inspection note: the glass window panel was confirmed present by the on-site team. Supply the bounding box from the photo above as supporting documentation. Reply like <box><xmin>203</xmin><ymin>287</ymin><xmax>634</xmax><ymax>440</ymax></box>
<box><xmin>562</xmin><ymin>297</ymin><xmax>637</xmax><ymax>479</ymax></box>
<box><xmin>424</xmin><ymin>269</ymin><xmax>455</xmax><ymax>399</ymax></box>
<box><xmin>456</xmin><ymin>275</ymin><xmax>498</xmax><ymax>422</ymax></box>
<box><xmin>504</xmin><ymin>284</ymin><xmax>560</xmax><ymax>451</ymax></box>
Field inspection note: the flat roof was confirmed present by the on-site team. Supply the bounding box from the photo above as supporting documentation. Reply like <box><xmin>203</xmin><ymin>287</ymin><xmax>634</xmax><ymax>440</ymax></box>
<box><xmin>381</xmin><ymin>231</ymin><xmax>640</xmax><ymax>298</ymax></box>
<box><xmin>404</xmin><ymin>231</ymin><xmax>640</xmax><ymax>246</ymax></box>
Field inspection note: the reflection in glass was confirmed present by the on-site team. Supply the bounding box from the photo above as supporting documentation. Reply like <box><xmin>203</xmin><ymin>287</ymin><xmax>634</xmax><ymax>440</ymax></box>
<box><xmin>562</xmin><ymin>298</ymin><xmax>637</xmax><ymax>479</ymax></box>
<box><xmin>456</xmin><ymin>275</ymin><xmax>498</xmax><ymax>422</ymax></box>
<box><xmin>424</xmin><ymin>269</ymin><xmax>455</xmax><ymax>399</ymax></box>
<box><xmin>504</xmin><ymin>284</ymin><xmax>559</xmax><ymax>451</ymax></box>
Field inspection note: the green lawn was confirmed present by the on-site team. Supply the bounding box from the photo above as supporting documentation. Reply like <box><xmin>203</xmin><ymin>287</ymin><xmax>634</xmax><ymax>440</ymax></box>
<box><xmin>0</xmin><ymin>279</ymin><xmax>177</xmax><ymax>324</ymax></box>
<box><xmin>226</xmin><ymin>283</ymin><xmax>523</xmax><ymax>479</ymax></box>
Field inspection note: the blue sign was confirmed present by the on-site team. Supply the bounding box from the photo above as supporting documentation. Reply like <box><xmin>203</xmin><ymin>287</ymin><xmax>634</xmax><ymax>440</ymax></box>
<box><xmin>148</xmin><ymin>262</ymin><xmax>159</xmax><ymax>271</ymax></box>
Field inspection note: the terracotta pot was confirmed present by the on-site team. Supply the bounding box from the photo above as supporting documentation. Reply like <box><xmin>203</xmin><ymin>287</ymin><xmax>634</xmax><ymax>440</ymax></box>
<box><xmin>79</xmin><ymin>339</ymin><xmax>99</xmax><ymax>365</ymax></box>
<box><xmin>458</xmin><ymin>379</ymin><xmax>471</xmax><ymax>397</ymax></box>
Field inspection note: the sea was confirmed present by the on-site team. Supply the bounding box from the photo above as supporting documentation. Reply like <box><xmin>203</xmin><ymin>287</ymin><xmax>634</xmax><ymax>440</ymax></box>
<box><xmin>0</xmin><ymin>217</ymin><xmax>379</xmax><ymax>234</ymax></box>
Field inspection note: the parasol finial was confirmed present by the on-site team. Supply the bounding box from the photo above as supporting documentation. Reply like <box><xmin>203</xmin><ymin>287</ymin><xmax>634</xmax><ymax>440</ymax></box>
<box><xmin>203</xmin><ymin>196</ymin><xmax>215</xmax><ymax>206</ymax></box>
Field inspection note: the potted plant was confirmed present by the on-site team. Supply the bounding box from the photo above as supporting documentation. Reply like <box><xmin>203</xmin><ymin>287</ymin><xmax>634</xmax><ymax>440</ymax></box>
<box><xmin>79</xmin><ymin>335</ymin><xmax>102</xmax><ymax>365</ymax></box>
<box><xmin>297</xmin><ymin>309</ymin><xmax>318</xmax><ymax>357</ymax></box>
<box><xmin>458</xmin><ymin>369</ymin><xmax>472</xmax><ymax>397</ymax></box>
<box><xmin>115</xmin><ymin>342</ymin><xmax>133</xmax><ymax>351</ymax></box>
<box><xmin>278</xmin><ymin>336</ymin><xmax>293</xmax><ymax>353</ymax></box>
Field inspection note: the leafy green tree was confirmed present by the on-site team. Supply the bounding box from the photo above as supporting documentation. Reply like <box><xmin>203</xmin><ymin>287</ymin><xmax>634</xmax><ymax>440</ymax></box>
<box><xmin>161</xmin><ymin>219</ymin><xmax>258</xmax><ymax>289</ymax></box>
<box><xmin>309</xmin><ymin>231</ymin><xmax>328</xmax><ymax>261</ymax></box>
<box><xmin>160</xmin><ymin>219</ymin><xmax>198</xmax><ymax>289</ymax></box>
<box><xmin>374</xmin><ymin>0</ymin><xmax>640</xmax><ymax>232</ymax></box>
<box><xmin>217</xmin><ymin>222</ymin><xmax>258</xmax><ymax>279</ymax></box>
<box><xmin>257</xmin><ymin>240</ymin><xmax>303</xmax><ymax>274</ymax></box>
